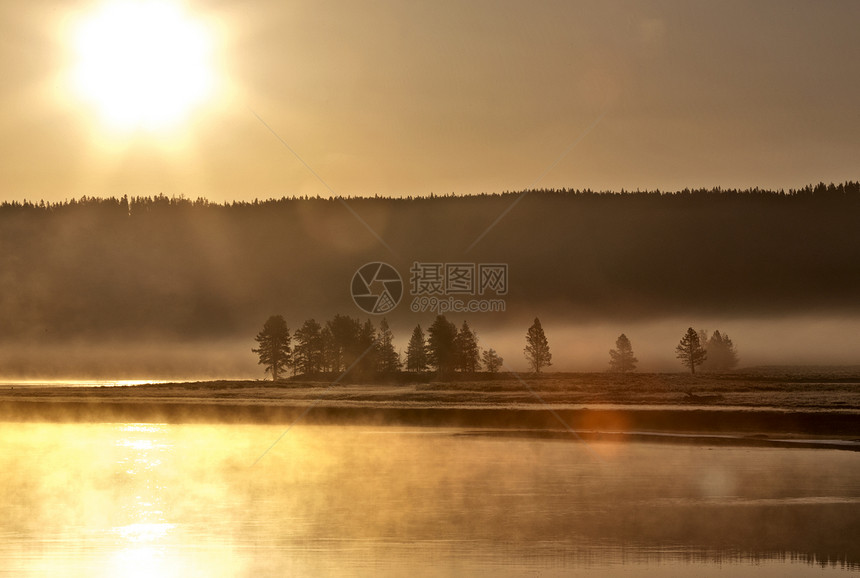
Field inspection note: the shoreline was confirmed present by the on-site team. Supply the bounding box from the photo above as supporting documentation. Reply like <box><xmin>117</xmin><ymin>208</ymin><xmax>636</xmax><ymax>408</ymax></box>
<box><xmin>2</xmin><ymin>398</ymin><xmax>859</xmax><ymax>448</ymax></box>
<box><xmin>1</xmin><ymin>377</ymin><xmax>859</xmax><ymax>448</ymax></box>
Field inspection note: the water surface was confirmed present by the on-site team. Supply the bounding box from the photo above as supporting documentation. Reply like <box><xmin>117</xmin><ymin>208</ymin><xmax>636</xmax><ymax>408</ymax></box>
<box><xmin>1</xmin><ymin>422</ymin><xmax>858</xmax><ymax>576</ymax></box>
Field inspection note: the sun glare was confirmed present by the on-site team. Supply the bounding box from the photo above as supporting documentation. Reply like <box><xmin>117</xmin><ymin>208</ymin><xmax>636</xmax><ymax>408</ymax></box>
<box><xmin>72</xmin><ymin>0</ymin><xmax>215</xmax><ymax>131</ymax></box>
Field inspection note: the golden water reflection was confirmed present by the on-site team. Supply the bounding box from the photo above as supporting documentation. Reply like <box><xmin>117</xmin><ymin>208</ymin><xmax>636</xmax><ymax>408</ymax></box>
<box><xmin>0</xmin><ymin>422</ymin><xmax>858</xmax><ymax>576</ymax></box>
<box><xmin>110</xmin><ymin>424</ymin><xmax>177</xmax><ymax>577</ymax></box>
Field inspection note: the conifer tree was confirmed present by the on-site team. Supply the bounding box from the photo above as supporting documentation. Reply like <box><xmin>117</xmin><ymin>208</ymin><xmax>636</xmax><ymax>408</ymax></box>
<box><xmin>676</xmin><ymin>327</ymin><xmax>707</xmax><ymax>374</ymax></box>
<box><xmin>252</xmin><ymin>315</ymin><xmax>291</xmax><ymax>381</ymax></box>
<box><xmin>524</xmin><ymin>317</ymin><xmax>552</xmax><ymax>374</ymax></box>
<box><xmin>609</xmin><ymin>333</ymin><xmax>638</xmax><ymax>373</ymax></box>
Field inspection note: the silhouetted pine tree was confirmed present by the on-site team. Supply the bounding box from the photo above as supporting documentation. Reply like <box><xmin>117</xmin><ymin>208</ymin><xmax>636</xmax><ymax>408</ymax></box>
<box><xmin>376</xmin><ymin>318</ymin><xmax>401</xmax><ymax>373</ymax></box>
<box><xmin>454</xmin><ymin>320</ymin><xmax>481</xmax><ymax>372</ymax></box>
<box><xmin>406</xmin><ymin>324</ymin><xmax>429</xmax><ymax>372</ymax></box>
<box><xmin>524</xmin><ymin>318</ymin><xmax>552</xmax><ymax>374</ymax></box>
<box><xmin>609</xmin><ymin>333</ymin><xmax>638</xmax><ymax>373</ymax></box>
<box><xmin>703</xmin><ymin>330</ymin><xmax>739</xmax><ymax>371</ymax></box>
<box><xmin>326</xmin><ymin>314</ymin><xmax>362</xmax><ymax>372</ymax></box>
<box><xmin>292</xmin><ymin>318</ymin><xmax>324</xmax><ymax>375</ymax></box>
<box><xmin>481</xmin><ymin>348</ymin><xmax>503</xmax><ymax>373</ymax></box>
<box><xmin>676</xmin><ymin>327</ymin><xmax>707</xmax><ymax>375</ymax></box>
<box><xmin>428</xmin><ymin>315</ymin><xmax>458</xmax><ymax>376</ymax></box>
<box><xmin>320</xmin><ymin>327</ymin><xmax>336</xmax><ymax>372</ymax></box>
<box><xmin>252</xmin><ymin>315</ymin><xmax>291</xmax><ymax>381</ymax></box>
<box><xmin>357</xmin><ymin>319</ymin><xmax>378</xmax><ymax>376</ymax></box>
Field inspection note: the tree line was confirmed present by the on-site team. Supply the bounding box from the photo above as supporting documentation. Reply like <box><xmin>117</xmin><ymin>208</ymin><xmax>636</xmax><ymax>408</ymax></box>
<box><xmin>253</xmin><ymin>314</ymin><xmax>737</xmax><ymax>380</ymax></box>
<box><xmin>607</xmin><ymin>328</ymin><xmax>738</xmax><ymax>375</ymax></box>
<box><xmin>674</xmin><ymin>328</ymin><xmax>739</xmax><ymax>375</ymax></box>
<box><xmin>253</xmin><ymin>313</ymin><xmax>396</xmax><ymax>380</ymax></box>
<box><xmin>253</xmin><ymin>313</ymin><xmax>520</xmax><ymax>381</ymax></box>
<box><xmin>3</xmin><ymin>182</ymin><xmax>858</xmax><ymax>343</ymax></box>
<box><xmin>2</xmin><ymin>181</ymin><xmax>858</xmax><ymax>213</ymax></box>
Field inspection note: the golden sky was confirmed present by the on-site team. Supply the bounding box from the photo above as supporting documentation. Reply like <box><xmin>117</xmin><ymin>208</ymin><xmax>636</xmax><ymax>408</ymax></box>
<box><xmin>2</xmin><ymin>0</ymin><xmax>858</xmax><ymax>202</ymax></box>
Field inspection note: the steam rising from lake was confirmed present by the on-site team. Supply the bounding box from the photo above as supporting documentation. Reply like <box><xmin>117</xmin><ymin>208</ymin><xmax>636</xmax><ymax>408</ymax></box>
<box><xmin>2</xmin><ymin>192</ymin><xmax>859</xmax><ymax>377</ymax></box>
<box><xmin>1</xmin><ymin>314</ymin><xmax>857</xmax><ymax>378</ymax></box>
<box><xmin>2</xmin><ymin>423</ymin><xmax>858</xmax><ymax>575</ymax></box>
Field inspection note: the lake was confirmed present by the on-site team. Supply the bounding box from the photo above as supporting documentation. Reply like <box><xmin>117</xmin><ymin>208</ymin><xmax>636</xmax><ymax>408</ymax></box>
<box><xmin>1</xmin><ymin>422</ymin><xmax>858</xmax><ymax>576</ymax></box>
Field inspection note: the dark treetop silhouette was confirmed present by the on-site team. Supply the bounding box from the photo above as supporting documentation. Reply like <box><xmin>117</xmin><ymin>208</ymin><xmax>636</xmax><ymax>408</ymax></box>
<box><xmin>676</xmin><ymin>327</ymin><xmax>707</xmax><ymax>375</ymax></box>
<box><xmin>1</xmin><ymin>183</ymin><xmax>859</xmax><ymax>345</ymax></box>
<box><xmin>481</xmin><ymin>348</ymin><xmax>503</xmax><ymax>373</ymax></box>
<box><xmin>524</xmin><ymin>317</ymin><xmax>552</xmax><ymax>374</ymax></box>
<box><xmin>609</xmin><ymin>333</ymin><xmax>638</xmax><ymax>373</ymax></box>
<box><xmin>252</xmin><ymin>315</ymin><xmax>291</xmax><ymax>381</ymax></box>
<box><xmin>454</xmin><ymin>320</ymin><xmax>481</xmax><ymax>373</ymax></box>
<box><xmin>701</xmin><ymin>330</ymin><xmax>739</xmax><ymax>371</ymax></box>
<box><xmin>428</xmin><ymin>315</ymin><xmax>458</xmax><ymax>376</ymax></box>
<box><xmin>406</xmin><ymin>324</ymin><xmax>429</xmax><ymax>373</ymax></box>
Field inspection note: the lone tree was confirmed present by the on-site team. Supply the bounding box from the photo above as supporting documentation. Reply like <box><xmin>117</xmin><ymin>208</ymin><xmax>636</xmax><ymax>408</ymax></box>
<box><xmin>703</xmin><ymin>330</ymin><xmax>739</xmax><ymax>371</ymax></box>
<box><xmin>676</xmin><ymin>327</ymin><xmax>707</xmax><ymax>375</ymax></box>
<box><xmin>609</xmin><ymin>333</ymin><xmax>638</xmax><ymax>373</ymax></box>
<box><xmin>406</xmin><ymin>324</ymin><xmax>429</xmax><ymax>372</ymax></box>
<box><xmin>481</xmin><ymin>348</ymin><xmax>504</xmax><ymax>374</ymax></box>
<box><xmin>253</xmin><ymin>315</ymin><xmax>292</xmax><ymax>381</ymax></box>
<box><xmin>524</xmin><ymin>317</ymin><xmax>552</xmax><ymax>374</ymax></box>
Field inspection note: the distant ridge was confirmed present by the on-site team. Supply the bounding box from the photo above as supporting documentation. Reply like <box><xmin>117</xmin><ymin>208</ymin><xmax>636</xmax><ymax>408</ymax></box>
<box><xmin>2</xmin><ymin>180</ymin><xmax>858</xmax><ymax>207</ymax></box>
<box><xmin>2</xmin><ymin>180</ymin><xmax>859</xmax><ymax>342</ymax></box>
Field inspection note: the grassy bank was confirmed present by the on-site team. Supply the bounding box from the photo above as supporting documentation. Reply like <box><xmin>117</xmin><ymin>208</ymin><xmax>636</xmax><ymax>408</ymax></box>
<box><xmin>1</xmin><ymin>372</ymin><xmax>859</xmax><ymax>442</ymax></box>
<box><xmin>5</xmin><ymin>370</ymin><xmax>859</xmax><ymax>410</ymax></box>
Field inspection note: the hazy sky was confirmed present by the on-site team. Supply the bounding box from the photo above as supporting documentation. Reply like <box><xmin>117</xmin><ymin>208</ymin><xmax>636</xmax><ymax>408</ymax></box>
<box><xmin>1</xmin><ymin>0</ymin><xmax>858</xmax><ymax>203</ymax></box>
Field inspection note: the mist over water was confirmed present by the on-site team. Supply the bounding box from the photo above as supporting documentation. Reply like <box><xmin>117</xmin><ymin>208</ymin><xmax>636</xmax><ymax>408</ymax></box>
<box><xmin>2</xmin><ymin>423</ymin><xmax>858</xmax><ymax>576</ymax></box>
<box><xmin>2</xmin><ymin>1</ymin><xmax>858</xmax><ymax>574</ymax></box>
<box><xmin>1</xmin><ymin>315</ymin><xmax>857</xmax><ymax>379</ymax></box>
<box><xmin>2</xmin><ymin>191</ymin><xmax>859</xmax><ymax>377</ymax></box>
<box><xmin>0</xmin><ymin>339</ymin><xmax>255</xmax><ymax>380</ymax></box>
<box><xmin>478</xmin><ymin>315</ymin><xmax>860</xmax><ymax>373</ymax></box>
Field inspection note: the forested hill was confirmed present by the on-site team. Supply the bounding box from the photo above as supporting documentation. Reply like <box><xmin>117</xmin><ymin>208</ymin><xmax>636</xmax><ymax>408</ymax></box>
<box><xmin>1</xmin><ymin>182</ymin><xmax>858</xmax><ymax>342</ymax></box>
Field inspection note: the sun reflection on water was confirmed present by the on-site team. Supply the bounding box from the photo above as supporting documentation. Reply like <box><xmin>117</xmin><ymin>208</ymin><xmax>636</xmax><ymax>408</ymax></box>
<box><xmin>110</xmin><ymin>423</ymin><xmax>180</xmax><ymax>575</ymax></box>
<box><xmin>2</xmin><ymin>423</ymin><xmax>859</xmax><ymax>576</ymax></box>
<box><xmin>108</xmin><ymin>544</ymin><xmax>176</xmax><ymax>578</ymax></box>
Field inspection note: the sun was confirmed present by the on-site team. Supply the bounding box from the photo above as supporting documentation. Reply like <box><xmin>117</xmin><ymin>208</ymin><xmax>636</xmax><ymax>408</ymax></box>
<box><xmin>72</xmin><ymin>0</ymin><xmax>215</xmax><ymax>131</ymax></box>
